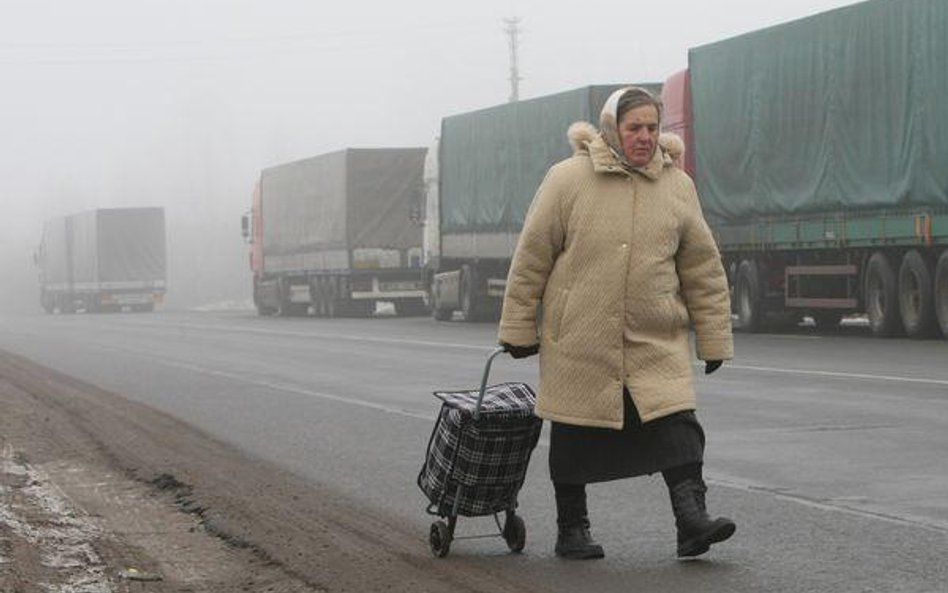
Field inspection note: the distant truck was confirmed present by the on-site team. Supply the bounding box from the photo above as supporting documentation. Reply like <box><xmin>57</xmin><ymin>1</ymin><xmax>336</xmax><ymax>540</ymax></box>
<box><xmin>661</xmin><ymin>0</ymin><xmax>948</xmax><ymax>338</ymax></box>
<box><xmin>35</xmin><ymin>207</ymin><xmax>167</xmax><ymax>313</ymax></box>
<box><xmin>242</xmin><ymin>147</ymin><xmax>428</xmax><ymax>317</ymax></box>
<box><xmin>425</xmin><ymin>84</ymin><xmax>660</xmax><ymax>321</ymax></box>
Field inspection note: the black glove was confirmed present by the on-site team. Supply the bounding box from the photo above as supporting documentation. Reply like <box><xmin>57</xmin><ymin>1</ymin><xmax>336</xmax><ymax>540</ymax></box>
<box><xmin>704</xmin><ymin>360</ymin><xmax>723</xmax><ymax>375</ymax></box>
<box><xmin>501</xmin><ymin>342</ymin><xmax>539</xmax><ymax>359</ymax></box>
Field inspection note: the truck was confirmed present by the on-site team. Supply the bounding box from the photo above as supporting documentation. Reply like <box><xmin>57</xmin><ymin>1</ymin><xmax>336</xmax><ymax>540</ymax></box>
<box><xmin>425</xmin><ymin>84</ymin><xmax>660</xmax><ymax>321</ymax></box>
<box><xmin>242</xmin><ymin>147</ymin><xmax>428</xmax><ymax>317</ymax></box>
<box><xmin>35</xmin><ymin>207</ymin><xmax>167</xmax><ymax>313</ymax></box>
<box><xmin>661</xmin><ymin>0</ymin><xmax>948</xmax><ymax>338</ymax></box>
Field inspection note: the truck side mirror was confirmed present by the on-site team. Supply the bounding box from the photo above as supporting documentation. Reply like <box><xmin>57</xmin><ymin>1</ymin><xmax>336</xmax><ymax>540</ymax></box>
<box><xmin>240</xmin><ymin>213</ymin><xmax>251</xmax><ymax>243</ymax></box>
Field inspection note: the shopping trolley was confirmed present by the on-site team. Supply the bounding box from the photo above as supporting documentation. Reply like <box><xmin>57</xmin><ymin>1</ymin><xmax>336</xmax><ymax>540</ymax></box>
<box><xmin>417</xmin><ymin>347</ymin><xmax>542</xmax><ymax>557</ymax></box>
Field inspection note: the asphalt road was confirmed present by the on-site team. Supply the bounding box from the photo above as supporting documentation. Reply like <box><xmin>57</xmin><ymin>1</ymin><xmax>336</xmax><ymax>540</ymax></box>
<box><xmin>1</xmin><ymin>310</ymin><xmax>947</xmax><ymax>592</ymax></box>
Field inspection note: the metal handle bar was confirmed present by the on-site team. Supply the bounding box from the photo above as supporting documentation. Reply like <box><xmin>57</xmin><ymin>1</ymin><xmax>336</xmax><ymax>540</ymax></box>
<box><xmin>473</xmin><ymin>346</ymin><xmax>509</xmax><ymax>421</ymax></box>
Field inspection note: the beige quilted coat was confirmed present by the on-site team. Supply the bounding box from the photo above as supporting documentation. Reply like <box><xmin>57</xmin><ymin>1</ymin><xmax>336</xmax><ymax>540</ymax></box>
<box><xmin>498</xmin><ymin>121</ymin><xmax>733</xmax><ymax>430</ymax></box>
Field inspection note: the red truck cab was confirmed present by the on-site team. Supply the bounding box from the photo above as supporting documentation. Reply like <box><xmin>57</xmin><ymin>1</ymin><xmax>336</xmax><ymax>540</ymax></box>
<box><xmin>660</xmin><ymin>69</ymin><xmax>695</xmax><ymax>177</ymax></box>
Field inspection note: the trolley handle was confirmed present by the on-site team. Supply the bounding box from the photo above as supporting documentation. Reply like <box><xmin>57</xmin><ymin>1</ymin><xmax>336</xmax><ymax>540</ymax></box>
<box><xmin>473</xmin><ymin>346</ymin><xmax>509</xmax><ymax>421</ymax></box>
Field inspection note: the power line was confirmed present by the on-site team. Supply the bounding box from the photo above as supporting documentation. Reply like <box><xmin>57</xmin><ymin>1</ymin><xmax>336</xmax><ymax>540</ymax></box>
<box><xmin>0</xmin><ymin>21</ymin><xmax>491</xmax><ymax>65</ymax></box>
<box><xmin>503</xmin><ymin>17</ymin><xmax>522</xmax><ymax>102</ymax></box>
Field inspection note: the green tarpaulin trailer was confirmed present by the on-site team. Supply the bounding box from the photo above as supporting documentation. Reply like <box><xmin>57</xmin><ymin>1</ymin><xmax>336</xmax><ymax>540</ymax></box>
<box><xmin>662</xmin><ymin>0</ymin><xmax>948</xmax><ymax>338</ymax></box>
<box><xmin>690</xmin><ymin>0</ymin><xmax>948</xmax><ymax>221</ymax></box>
<box><xmin>426</xmin><ymin>83</ymin><xmax>660</xmax><ymax>321</ymax></box>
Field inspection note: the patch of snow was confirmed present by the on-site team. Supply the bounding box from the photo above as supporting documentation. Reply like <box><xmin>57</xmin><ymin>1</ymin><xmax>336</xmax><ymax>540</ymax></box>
<box><xmin>1</xmin><ymin>447</ymin><xmax>113</xmax><ymax>592</ymax></box>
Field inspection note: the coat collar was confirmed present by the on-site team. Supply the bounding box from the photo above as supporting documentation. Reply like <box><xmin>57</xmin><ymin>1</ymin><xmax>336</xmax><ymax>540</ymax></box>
<box><xmin>586</xmin><ymin>134</ymin><xmax>668</xmax><ymax>181</ymax></box>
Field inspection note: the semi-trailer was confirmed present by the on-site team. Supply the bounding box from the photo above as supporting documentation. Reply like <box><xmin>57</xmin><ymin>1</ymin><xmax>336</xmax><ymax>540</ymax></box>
<box><xmin>661</xmin><ymin>0</ymin><xmax>948</xmax><ymax>338</ymax></box>
<box><xmin>242</xmin><ymin>147</ymin><xmax>428</xmax><ymax>317</ymax></box>
<box><xmin>36</xmin><ymin>207</ymin><xmax>167</xmax><ymax>313</ymax></box>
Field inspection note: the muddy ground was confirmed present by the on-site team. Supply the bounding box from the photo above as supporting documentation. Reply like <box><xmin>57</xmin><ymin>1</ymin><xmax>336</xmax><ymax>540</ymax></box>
<box><xmin>0</xmin><ymin>350</ymin><xmax>538</xmax><ymax>593</ymax></box>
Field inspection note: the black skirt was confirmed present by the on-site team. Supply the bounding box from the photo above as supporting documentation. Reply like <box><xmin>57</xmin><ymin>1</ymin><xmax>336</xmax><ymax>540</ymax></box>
<box><xmin>549</xmin><ymin>388</ymin><xmax>705</xmax><ymax>484</ymax></box>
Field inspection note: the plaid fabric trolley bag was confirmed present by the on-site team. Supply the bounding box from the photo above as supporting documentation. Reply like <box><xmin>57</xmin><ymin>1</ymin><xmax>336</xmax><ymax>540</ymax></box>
<box><xmin>417</xmin><ymin>347</ymin><xmax>542</xmax><ymax>557</ymax></box>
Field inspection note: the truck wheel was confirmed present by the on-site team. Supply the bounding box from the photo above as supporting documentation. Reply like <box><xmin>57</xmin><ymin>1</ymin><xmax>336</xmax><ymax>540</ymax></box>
<box><xmin>253</xmin><ymin>280</ymin><xmax>278</xmax><ymax>316</ymax></box>
<box><xmin>735</xmin><ymin>259</ymin><xmax>762</xmax><ymax>332</ymax></box>
<box><xmin>811</xmin><ymin>311</ymin><xmax>843</xmax><ymax>330</ymax></box>
<box><xmin>460</xmin><ymin>265</ymin><xmax>480</xmax><ymax>322</ymax></box>
<box><xmin>341</xmin><ymin>300</ymin><xmax>374</xmax><ymax>318</ymax></box>
<box><xmin>430</xmin><ymin>280</ymin><xmax>453</xmax><ymax>321</ymax></box>
<box><xmin>898</xmin><ymin>250</ymin><xmax>936</xmax><ymax>338</ymax></box>
<box><xmin>934</xmin><ymin>250</ymin><xmax>948</xmax><ymax>339</ymax></box>
<box><xmin>311</xmin><ymin>279</ymin><xmax>325</xmax><ymax>318</ymax></box>
<box><xmin>278</xmin><ymin>280</ymin><xmax>307</xmax><ymax>317</ymax></box>
<box><xmin>325</xmin><ymin>278</ymin><xmax>338</xmax><ymax>318</ymax></box>
<box><xmin>865</xmin><ymin>252</ymin><xmax>901</xmax><ymax>337</ymax></box>
<box><xmin>59</xmin><ymin>295</ymin><xmax>75</xmax><ymax>314</ymax></box>
<box><xmin>395</xmin><ymin>300</ymin><xmax>429</xmax><ymax>316</ymax></box>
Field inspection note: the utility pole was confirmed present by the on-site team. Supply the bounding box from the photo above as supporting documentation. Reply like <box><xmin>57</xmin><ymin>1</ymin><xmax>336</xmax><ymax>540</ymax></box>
<box><xmin>503</xmin><ymin>17</ymin><xmax>522</xmax><ymax>102</ymax></box>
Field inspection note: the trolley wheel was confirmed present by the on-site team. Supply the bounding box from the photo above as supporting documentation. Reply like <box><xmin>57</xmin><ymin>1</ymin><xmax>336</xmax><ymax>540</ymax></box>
<box><xmin>429</xmin><ymin>520</ymin><xmax>452</xmax><ymax>558</ymax></box>
<box><xmin>503</xmin><ymin>514</ymin><xmax>526</xmax><ymax>553</ymax></box>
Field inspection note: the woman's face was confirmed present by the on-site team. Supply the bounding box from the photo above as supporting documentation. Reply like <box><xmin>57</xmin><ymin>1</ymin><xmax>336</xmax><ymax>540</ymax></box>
<box><xmin>618</xmin><ymin>104</ymin><xmax>659</xmax><ymax>168</ymax></box>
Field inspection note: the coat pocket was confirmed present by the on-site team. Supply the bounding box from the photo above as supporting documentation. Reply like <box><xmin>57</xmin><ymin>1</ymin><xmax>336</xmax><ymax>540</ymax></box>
<box><xmin>631</xmin><ymin>292</ymin><xmax>689</xmax><ymax>340</ymax></box>
<box><xmin>663</xmin><ymin>292</ymin><xmax>690</xmax><ymax>336</ymax></box>
<box><xmin>545</xmin><ymin>288</ymin><xmax>570</xmax><ymax>342</ymax></box>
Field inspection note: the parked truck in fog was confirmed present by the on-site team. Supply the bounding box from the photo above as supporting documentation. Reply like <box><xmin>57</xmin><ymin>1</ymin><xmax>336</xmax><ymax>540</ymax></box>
<box><xmin>35</xmin><ymin>207</ymin><xmax>167</xmax><ymax>313</ymax></box>
<box><xmin>661</xmin><ymin>0</ymin><xmax>948</xmax><ymax>338</ymax></box>
<box><xmin>242</xmin><ymin>148</ymin><xmax>428</xmax><ymax>317</ymax></box>
<box><xmin>424</xmin><ymin>84</ymin><xmax>659</xmax><ymax>321</ymax></box>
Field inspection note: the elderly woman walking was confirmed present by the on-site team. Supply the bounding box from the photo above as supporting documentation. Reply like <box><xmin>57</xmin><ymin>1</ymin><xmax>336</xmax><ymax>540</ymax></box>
<box><xmin>498</xmin><ymin>86</ymin><xmax>735</xmax><ymax>560</ymax></box>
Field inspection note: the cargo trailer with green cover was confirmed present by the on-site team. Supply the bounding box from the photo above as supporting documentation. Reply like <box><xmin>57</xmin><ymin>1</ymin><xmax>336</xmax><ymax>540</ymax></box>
<box><xmin>426</xmin><ymin>84</ymin><xmax>660</xmax><ymax>321</ymax></box>
<box><xmin>662</xmin><ymin>0</ymin><xmax>948</xmax><ymax>338</ymax></box>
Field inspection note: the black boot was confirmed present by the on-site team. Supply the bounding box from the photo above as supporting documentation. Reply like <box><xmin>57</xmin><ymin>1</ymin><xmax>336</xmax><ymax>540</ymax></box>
<box><xmin>554</xmin><ymin>483</ymin><xmax>604</xmax><ymax>559</ymax></box>
<box><xmin>668</xmin><ymin>478</ymin><xmax>735</xmax><ymax>558</ymax></box>
<box><xmin>555</xmin><ymin>517</ymin><xmax>605</xmax><ymax>559</ymax></box>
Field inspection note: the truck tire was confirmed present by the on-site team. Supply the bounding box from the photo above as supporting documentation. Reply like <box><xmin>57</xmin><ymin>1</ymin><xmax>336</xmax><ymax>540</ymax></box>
<box><xmin>865</xmin><ymin>252</ymin><xmax>901</xmax><ymax>337</ymax></box>
<box><xmin>735</xmin><ymin>259</ymin><xmax>763</xmax><ymax>332</ymax></box>
<box><xmin>58</xmin><ymin>295</ymin><xmax>75</xmax><ymax>314</ymax></box>
<box><xmin>337</xmin><ymin>298</ymin><xmax>373</xmax><ymax>318</ymax></box>
<box><xmin>429</xmin><ymin>279</ymin><xmax>453</xmax><ymax>321</ymax></box>
<box><xmin>898</xmin><ymin>250</ymin><xmax>936</xmax><ymax>338</ymax></box>
<box><xmin>311</xmin><ymin>278</ymin><xmax>325</xmax><ymax>318</ymax></box>
<box><xmin>811</xmin><ymin>311</ymin><xmax>843</xmax><ymax>330</ymax></box>
<box><xmin>934</xmin><ymin>250</ymin><xmax>948</xmax><ymax>339</ymax></box>
<box><xmin>325</xmin><ymin>277</ymin><xmax>338</xmax><ymax>318</ymax></box>
<box><xmin>460</xmin><ymin>265</ymin><xmax>481</xmax><ymax>322</ymax></box>
<box><xmin>352</xmin><ymin>300</ymin><xmax>375</xmax><ymax>317</ymax></box>
<box><xmin>277</xmin><ymin>278</ymin><xmax>308</xmax><ymax>317</ymax></box>
<box><xmin>254</xmin><ymin>281</ymin><xmax>278</xmax><ymax>316</ymax></box>
<box><xmin>395</xmin><ymin>299</ymin><xmax>429</xmax><ymax>317</ymax></box>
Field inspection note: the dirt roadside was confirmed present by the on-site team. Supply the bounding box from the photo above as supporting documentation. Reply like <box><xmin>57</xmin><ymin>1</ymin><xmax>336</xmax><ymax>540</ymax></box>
<box><xmin>0</xmin><ymin>350</ymin><xmax>540</xmax><ymax>593</ymax></box>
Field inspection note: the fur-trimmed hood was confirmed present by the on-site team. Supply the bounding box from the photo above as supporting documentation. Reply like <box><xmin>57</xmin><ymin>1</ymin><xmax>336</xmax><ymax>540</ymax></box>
<box><xmin>566</xmin><ymin>120</ymin><xmax>683</xmax><ymax>180</ymax></box>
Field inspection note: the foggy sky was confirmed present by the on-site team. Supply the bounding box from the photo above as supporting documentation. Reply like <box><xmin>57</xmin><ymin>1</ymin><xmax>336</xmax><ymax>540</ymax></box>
<box><xmin>0</xmin><ymin>0</ymin><xmax>861</xmax><ymax>314</ymax></box>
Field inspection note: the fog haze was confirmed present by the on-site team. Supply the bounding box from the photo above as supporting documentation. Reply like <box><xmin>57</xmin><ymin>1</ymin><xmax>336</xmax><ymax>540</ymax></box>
<box><xmin>0</xmin><ymin>0</ymin><xmax>860</xmax><ymax>314</ymax></box>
